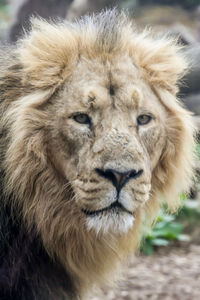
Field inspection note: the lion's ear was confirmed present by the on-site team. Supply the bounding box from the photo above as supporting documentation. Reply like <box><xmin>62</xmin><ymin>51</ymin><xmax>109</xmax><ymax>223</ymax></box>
<box><xmin>129</xmin><ymin>32</ymin><xmax>188</xmax><ymax>94</ymax></box>
<box><xmin>16</xmin><ymin>18</ymin><xmax>78</xmax><ymax>88</ymax></box>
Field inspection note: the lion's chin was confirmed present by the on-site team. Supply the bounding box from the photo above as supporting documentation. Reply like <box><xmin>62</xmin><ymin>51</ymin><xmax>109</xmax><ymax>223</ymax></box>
<box><xmin>85</xmin><ymin>210</ymin><xmax>135</xmax><ymax>235</ymax></box>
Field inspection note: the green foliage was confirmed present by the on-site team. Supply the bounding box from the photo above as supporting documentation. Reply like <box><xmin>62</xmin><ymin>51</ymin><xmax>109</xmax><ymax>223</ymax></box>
<box><xmin>141</xmin><ymin>196</ymin><xmax>200</xmax><ymax>255</ymax></box>
<box><xmin>177</xmin><ymin>199</ymin><xmax>200</xmax><ymax>229</ymax></box>
<box><xmin>141</xmin><ymin>208</ymin><xmax>189</xmax><ymax>255</ymax></box>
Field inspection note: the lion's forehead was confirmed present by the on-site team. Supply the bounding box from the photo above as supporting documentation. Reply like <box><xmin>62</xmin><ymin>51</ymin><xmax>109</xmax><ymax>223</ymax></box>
<box><xmin>63</xmin><ymin>56</ymin><xmax>166</xmax><ymax>117</ymax></box>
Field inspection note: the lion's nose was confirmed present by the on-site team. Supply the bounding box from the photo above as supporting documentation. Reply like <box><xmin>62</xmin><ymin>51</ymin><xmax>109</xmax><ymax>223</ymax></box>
<box><xmin>95</xmin><ymin>168</ymin><xmax>143</xmax><ymax>192</ymax></box>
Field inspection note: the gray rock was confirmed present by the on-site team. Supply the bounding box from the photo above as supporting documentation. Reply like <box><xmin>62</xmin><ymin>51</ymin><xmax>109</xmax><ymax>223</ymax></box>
<box><xmin>182</xmin><ymin>94</ymin><xmax>200</xmax><ymax>115</ymax></box>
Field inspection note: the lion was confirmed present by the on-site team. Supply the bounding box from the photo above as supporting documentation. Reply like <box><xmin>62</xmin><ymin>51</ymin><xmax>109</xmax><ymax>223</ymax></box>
<box><xmin>0</xmin><ymin>9</ymin><xmax>196</xmax><ymax>300</ymax></box>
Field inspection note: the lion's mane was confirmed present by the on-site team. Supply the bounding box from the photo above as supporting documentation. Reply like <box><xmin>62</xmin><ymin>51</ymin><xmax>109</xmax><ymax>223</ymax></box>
<box><xmin>0</xmin><ymin>10</ymin><xmax>196</xmax><ymax>300</ymax></box>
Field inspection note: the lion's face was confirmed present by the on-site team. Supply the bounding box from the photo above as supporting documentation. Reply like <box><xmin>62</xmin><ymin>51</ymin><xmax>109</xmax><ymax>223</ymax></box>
<box><xmin>48</xmin><ymin>55</ymin><xmax>167</xmax><ymax>234</ymax></box>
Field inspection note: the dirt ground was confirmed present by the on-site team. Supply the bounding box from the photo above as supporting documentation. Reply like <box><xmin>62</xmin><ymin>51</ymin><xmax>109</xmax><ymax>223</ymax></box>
<box><xmin>90</xmin><ymin>244</ymin><xmax>200</xmax><ymax>300</ymax></box>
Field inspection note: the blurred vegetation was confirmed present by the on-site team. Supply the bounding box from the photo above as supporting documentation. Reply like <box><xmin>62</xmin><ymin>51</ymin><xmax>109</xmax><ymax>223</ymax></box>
<box><xmin>140</xmin><ymin>0</ymin><xmax>200</xmax><ymax>8</ymax></box>
<box><xmin>197</xmin><ymin>143</ymin><xmax>200</xmax><ymax>159</ymax></box>
<box><xmin>0</xmin><ymin>0</ymin><xmax>9</xmax><ymax>40</ymax></box>
<box><xmin>141</xmin><ymin>199</ymin><xmax>200</xmax><ymax>255</ymax></box>
<box><xmin>0</xmin><ymin>0</ymin><xmax>9</xmax><ymax>17</ymax></box>
<box><xmin>121</xmin><ymin>0</ymin><xmax>200</xmax><ymax>10</ymax></box>
<box><xmin>0</xmin><ymin>0</ymin><xmax>6</xmax><ymax>5</ymax></box>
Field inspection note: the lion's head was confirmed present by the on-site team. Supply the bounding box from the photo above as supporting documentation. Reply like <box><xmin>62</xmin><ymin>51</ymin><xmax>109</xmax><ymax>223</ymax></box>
<box><xmin>1</xmin><ymin>10</ymin><xmax>195</xmax><ymax>296</ymax></box>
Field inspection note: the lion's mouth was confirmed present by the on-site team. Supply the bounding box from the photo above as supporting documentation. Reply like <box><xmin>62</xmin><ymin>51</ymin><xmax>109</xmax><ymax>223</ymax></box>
<box><xmin>82</xmin><ymin>201</ymin><xmax>132</xmax><ymax>217</ymax></box>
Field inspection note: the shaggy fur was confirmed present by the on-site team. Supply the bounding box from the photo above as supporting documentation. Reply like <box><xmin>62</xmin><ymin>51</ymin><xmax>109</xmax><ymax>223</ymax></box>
<box><xmin>0</xmin><ymin>10</ymin><xmax>196</xmax><ymax>300</ymax></box>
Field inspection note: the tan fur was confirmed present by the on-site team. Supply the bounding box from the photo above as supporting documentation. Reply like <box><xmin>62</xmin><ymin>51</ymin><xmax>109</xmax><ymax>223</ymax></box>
<box><xmin>0</xmin><ymin>10</ymin><xmax>196</xmax><ymax>299</ymax></box>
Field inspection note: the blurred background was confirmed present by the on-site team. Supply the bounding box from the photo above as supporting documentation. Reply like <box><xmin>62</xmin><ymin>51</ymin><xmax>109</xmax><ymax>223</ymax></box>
<box><xmin>0</xmin><ymin>1</ymin><xmax>200</xmax><ymax>299</ymax></box>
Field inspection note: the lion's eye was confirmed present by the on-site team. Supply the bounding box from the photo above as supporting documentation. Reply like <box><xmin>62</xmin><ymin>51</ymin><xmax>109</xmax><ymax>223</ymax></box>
<box><xmin>73</xmin><ymin>113</ymin><xmax>91</xmax><ymax>125</ymax></box>
<box><xmin>137</xmin><ymin>114</ymin><xmax>152</xmax><ymax>126</ymax></box>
